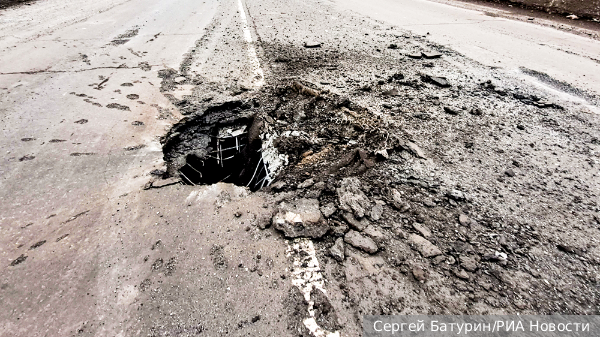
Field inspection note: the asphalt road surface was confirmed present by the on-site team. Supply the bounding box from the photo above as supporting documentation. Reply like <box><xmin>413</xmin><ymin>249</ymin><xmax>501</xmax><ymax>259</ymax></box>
<box><xmin>1</xmin><ymin>0</ymin><xmax>599</xmax><ymax>335</ymax></box>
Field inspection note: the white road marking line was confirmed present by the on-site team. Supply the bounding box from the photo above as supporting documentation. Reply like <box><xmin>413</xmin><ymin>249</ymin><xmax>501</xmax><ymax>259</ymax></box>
<box><xmin>237</xmin><ymin>0</ymin><xmax>265</xmax><ymax>88</ymax></box>
<box><xmin>287</xmin><ymin>238</ymin><xmax>340</xmax><ymax>337</ymax></box>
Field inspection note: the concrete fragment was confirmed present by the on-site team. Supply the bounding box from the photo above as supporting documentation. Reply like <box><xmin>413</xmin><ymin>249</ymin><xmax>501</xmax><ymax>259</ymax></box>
<box><xmin>406</xmin><ymin>141</ymin><xmax>426</xmax><ymax>159</ymax></box>
<box><xmin>390</xmin><ymin>189</ymin><xmax>410</xmax><ymax>212</ymax></box>
<box><xmin>375</xmin><ymin>149</ymin><xmax>389</xmax><ymax>159</ymax></box>
<box><xmin>270</xmin><ymin>180</ymin><xmax>286</xmax><ymax>191</ymax></box>
<box><xmin>412</xmin><ymin>222</ymin><xmax>431</xmax><ymax>238</ymax></box>
<box><xmin>330</xmin><ymin>238</ymin><xmax>345</xmax><ymax>262</ymax></box>
<box><xmin>447</xmin><ymin>189</ymin><xmax>465</xmax><ymax>201</ymax></box>
<box><xmin>337</xmin><ymin>177</ymin><xmax>371</xmax><ymax>218</ymax></box>
<box><xmin>454</xmin><ymin>269</ymin><xmax>470</xmax><ymax>280</ymax></box>
<box><xmin>272</xmin><ymin>198</ymin><xmax>328</xmax><ymax>238</ymax></box>
<box><xmin>173</xmin><ymin>76</ymin><xmax>186</xmax><ymax>84</ymax></box>
<box><xmin>369</xmin><ymin>200</ymin><xmax>385</xmax><ymax>221</ymax></box>
<box><xmin>422</xmin><ymin>51</ymin><xmax>442</xmax><ymax>59</ymax></box>
<box><xmin>412</xmin><ymin>266</ymin><xmax>428</xmax><ymax>282</ymax></box>
<box><xmin>460</xmin><ymin>256</ymin><xmax>478</xmax><ymax>272</ymax></box>
<box><xmin>428</xmin><ymin>76</ymin><xmax>450</xmax><ymax>88</ymax></box>
<box><xmin>298</xmin><ymin>178</ymin><xmax>315</xmax><ymax>189</ymax></box>
<box><xmin>342</xmin><ymin>212</ymin><xmax>368</xmax><ymax>231</ymax></box>
<box><xmin>382</xmin><ymin>88</ymin><xmax>400</xmax><ymax>96</ymax></box>
<box><xmin>444</xmin><ymin>106</ymin><xmax>461</xmax><ymax>115</ymax></box>
<box><xmin>458</xmin><ymin>213</ymin><xmax>471</xmax><ymax>226</ymax></box>
<box><xmin>320</xmin><ymin>202</ymin><xmax>337</xmax><ymax>218</ymax></box>
<box><xmin>344</xmin><ymin>230</ymin><xmax>378</xmax><ymax>254</ymax></box>
<box><xmin>304</xmin><ymin>41</ymin><xmax>322</xmax><ymax>48</ymax></box>
<box><xmin>363</xmin><ymin>225</ymin><xmax>386</xmax><ymax>240</ymax></box>
<box><xmin>408</xmin><ymin>234</ymin><xmax>442</xmax><ymax>257</ymax></box>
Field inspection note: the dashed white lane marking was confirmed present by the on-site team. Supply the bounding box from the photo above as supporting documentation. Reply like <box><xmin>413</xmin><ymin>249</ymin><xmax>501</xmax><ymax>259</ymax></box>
<box><xmin>237</xmin><ymin>0</ymin><xmax>265</xmax><ymax>88</ymax></box>
<box><xmin>288</xmin><ymin>238</ymin><xmax>340</xmax><ymax>337</ymax></box>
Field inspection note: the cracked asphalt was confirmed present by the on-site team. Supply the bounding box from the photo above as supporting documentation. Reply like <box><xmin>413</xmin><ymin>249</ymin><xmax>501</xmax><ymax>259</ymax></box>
<box><xmin>0</xmin><ymin>0</ymin><xmax>599</xmax><ymax>335</ymax></box>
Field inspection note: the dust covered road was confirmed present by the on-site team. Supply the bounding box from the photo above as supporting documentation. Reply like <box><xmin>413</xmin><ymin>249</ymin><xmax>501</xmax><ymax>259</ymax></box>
<box><xmin>1</xmin><ymin>0</ymin><xmax>599</xmax><ymax>335</ymax></box>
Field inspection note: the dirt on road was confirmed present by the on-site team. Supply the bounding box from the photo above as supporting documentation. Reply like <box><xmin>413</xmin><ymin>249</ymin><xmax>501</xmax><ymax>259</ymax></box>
<box><xmin>156</xmin><ymin>0</ymin><xmax>600</xmax><ymax>333</ymax></box>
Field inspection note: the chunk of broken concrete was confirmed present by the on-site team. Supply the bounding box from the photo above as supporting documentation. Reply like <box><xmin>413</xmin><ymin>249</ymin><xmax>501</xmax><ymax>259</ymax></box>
<box><xmin>412</xmin><ymin>222</ymin><xmax>431</xmax><ymax>238</ymax></box>
<box><xmin>272</xmin><ymin>198</ymin><xmax>329</xmax><ymax>238</ymax></box>
<box><xmin>363</xmin><ymin>225</ymin><xmax>386</xmax><ymax>240</ymax></box>
<box><xmin>427</xmin><ymin>76</ymin><xmax>450</xmax><ymax>88</ymax></box>
<box><xmin>337</xmin><ymin>177</ymin><xmax>371</xmax><ymax>218</ymax></box>
<box><xmin>369</xmin><ymin>200</ymin><xmax>385</xmax><ymax>221</ymax></box>
<box><xmin>454</xmin><ymin>268</ymin><xmax>470</xmax><ymax>280</ymax></box>
<box><xmin>444</xmin><ymin>106</ymin><xmax>461</xmax><ymax>115</ymax></box>
<box><xmin>173</xmin><ymin>76</ymin><xmax>186</xmax><ymax>84</ymax></box>
<box><xmin>382</xmin><ymin>88</ymin><xmax>400</xmax><ymax>96</ymax></box>
<box><xmin>344</xmin><ymin>230</ymin><xmax>378</xmax><ymax>254</ymax></box>
<box><xmin>270</xmin><ymin>180</ymin><xmax>287</xmax><ymax>191</ymax></box>
<box><xmin>408</xmin><ymin>234</ymin><xmax>442</xmax><ymax>258</ymax></box>
<box><xmin>422</xmin><ymin>51</ymin><xmax>442</xmax><ymax>59</ymax></box>
<box><xmin>375</xmin><ymin>149</ymin><xmax>389</xmax><ymax>159</ymax></box>
<box><xmin>460</xmin><ymin>255</ymin><xmax>478</xmax><ymax>272</ymax></box>
<box><xmin>458</xmin><ymin>213</ymin><xmax>471</xmax><ymax>226</ymax></box>
<box><xmin>298</xmin><ymin>178</ymin><xmax>315</xmax><ymax>189</ymax></box>
<box><xmin>406</xmin><ymin>141</ymin><xmax>426</xmax><ymax>159</ymax></box>
<box><xmin>412</xmin><ymin>266</ymin><xmax>428</xmax><ymax>282</ymax></box>
<box><xmin>342</xmin><ymin>212</ymin><xmax>368</xmax><ymax>231</ymax></box>
<box><xmin>330</xmin><ymin>238</ymin><xmax>345</xmax><ymax>262</ymax></box>
<box><xmin>304</xmin><ymin>41</ymin><xmax>322</xmax><ymax>48</ymax></box>
<box><xmin>390</xmin><ymin>189</ymin><xmax>410</xmax><ymax>212</ymax></box>
<box><xmin>320</xmin><ymin>202</ymin><xmax>337</xmax><ymax>218</ymax></box>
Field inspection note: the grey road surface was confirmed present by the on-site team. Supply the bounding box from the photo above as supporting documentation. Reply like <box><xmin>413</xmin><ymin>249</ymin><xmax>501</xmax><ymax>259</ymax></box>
<box><xmin>0</xmin><ymin>0</ymin><xmax>599</xmax><ymax>335</ymax></box>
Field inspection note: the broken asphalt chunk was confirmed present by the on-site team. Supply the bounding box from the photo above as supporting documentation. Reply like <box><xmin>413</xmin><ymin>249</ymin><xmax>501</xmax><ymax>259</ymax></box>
<box><xmin>444</xmin><ymin>106</ymin><xmax>461</xmax><ymax>115</ymax></box>
<box><xmin>458</xmin><ymin>213</ymin><xmax>471</xmax><ymax>226</ymax></box>
<box><xmin>408</xmin><ymin>234</ymin><xmax>442</xmax><ymax>258</ymax></box>
<box><xmin>390</xmin><ymin>189</ymin><xmax>410</xmax><ymax>212</ymax></box>
<box><xmin>272</xmin><ymin>198</ymin><xmax>329</xmax><ymax>238</ymax></box>
<box><xmin>382</xmin><ymin>88</ymin><xmax>400</xmax><ymax>96</ymax></box>
<box><xmin>304</xmin><ymin>41</ymin><xmax>322</xmax><ymax>48</ymax></box>
<box><xmin>330</xmin><ymin>238</ymin><xmax>345</xmax><ymax>261</ymax></box>
<box><xmin>292</xmin><ymin>81</ymin><xmax>319</xmax><ymax>97</ymax></box>
<box><xmin>320</xmin><ymin>202</ymin><xmax>337</xmax><ymax>218</ymax></box>
<box><xmin>460</xmin><ymin>256</ymin><xmax>478</xmax><ymax>272</ymax></box>
<box><xmin>405</xmin><ymin>141</ymin><xmax>426</xmax><ymax>159</ymax></box>
<box><xmin>337</xmin><ymin>177</ymin><xmax>371</xmax><ymax>218</ymax></box>
<box><xmin>422</xmin><ymin>51</ymin><xmax>442</xmax><ymax>59</ymax></box>
<box><xmin>342</xmin><ymin>212</ymin><xmax>368</xmax><ymax>231</ymax></box>
<box><xmin>430</xmin><ymin>77</ymin><xmax>450</xmax><ymax>88</ymax></box>
<box><xmin>447</xmin><ymin>189</ymin><xmax>466</xmax><ymax>201</ymax></box>
<box><xmin>344</xmin><ymin>230</ymin><xmax>378</xmax><ymax>254</ymax></box>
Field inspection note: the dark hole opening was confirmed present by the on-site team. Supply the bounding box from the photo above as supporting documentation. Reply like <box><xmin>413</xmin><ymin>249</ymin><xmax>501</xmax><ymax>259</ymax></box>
<box><xmin>177</xmin><ymin>123</ymin><xmax>271</xmax><ymax>191</ymax></box>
